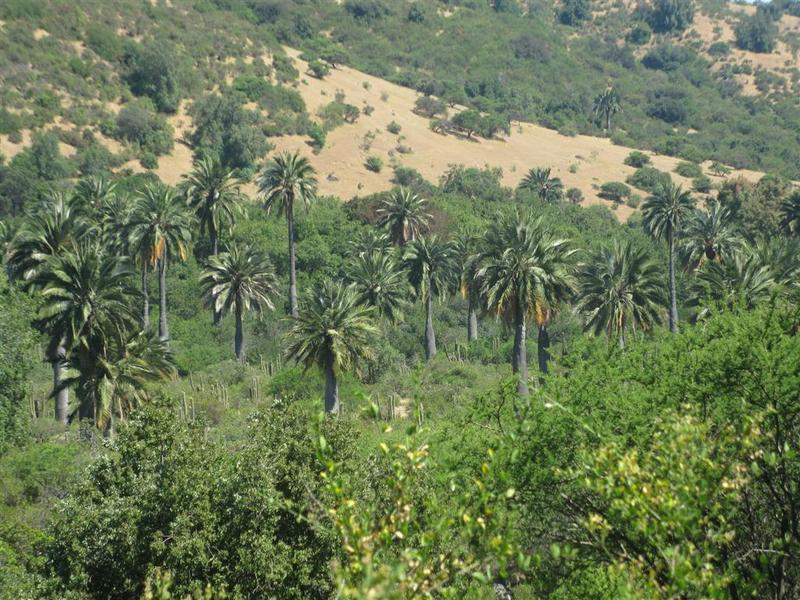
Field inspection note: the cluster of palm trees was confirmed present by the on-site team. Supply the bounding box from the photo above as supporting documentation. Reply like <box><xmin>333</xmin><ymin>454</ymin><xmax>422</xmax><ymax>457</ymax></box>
<box><xmin>6</xmin><ymin>147</ymin><xmax>800</xmax><ymax>423</ymax></box>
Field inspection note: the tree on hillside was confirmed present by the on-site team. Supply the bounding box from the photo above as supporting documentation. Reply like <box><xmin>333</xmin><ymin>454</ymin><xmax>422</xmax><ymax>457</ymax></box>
<box><xmin>735</xmin><ymin>12</ymin><xmax>778</xmax><ymax>53</ymax></box>
<box><xmin>453</xmin><ymin>230</ymin><xmax>483</xmax><ymax>342</ymax></box>
<box><xmin>642</xmin><ymin>182</ymin><xmax>693</xmax><ymax>334</ymax></box>
<box><xmin>690</xmin><ymin>252</ymin><xmax>776</xmax><ymax>317</ymax></box>
<box><xmin>127</xmin><ymin>184</ymin><xmax>193</xmax><ymax>343</ymax></box>
<box><xmin>593</xmin><ymin>87</ymin><xmax>621</xmax><ymax>132</ymax></box>
<box><xmin>376</xmin><ymin>188</ymin><xmax>431</xmax><ymax>246</ymax></box>
<box><xmin>645</xmin><ymin>0</ymin><xmax>694</xmax><ymax>33</ymax></box>
<box><xmin>6</xmin><ymin>193</ymin><xmax>82</xmax><ymax>424</ymax></box>
<box><xmin>200</xmin><ymin>243</ymin><xmax>278</xmax><ymax>363</ymax></box>
<box><xmin>518</xmin><ymin>168</ymin><xmax>564</xmax><ymax>203</ymax></box>
<box><xmin>258</xmin><ymin>151</ymin><xmax>318</xmax><ymax>318</ymax></box>
<box><xmin>404</xmin><ymin>236</ymin><xmax>456</xmax><ymax>361</ymax></box>
<box><xmin>184</xmin><ymin>156</ymin><xmax>244</xmax><ymax>325</ymax></box>
<box><xmin>560</xmin><ymin>0</ymin><xmax>592</xmax><ymax>25</ymax></box>
<box><xmin>577</xmin><ymin>240</ymin><xmax>665</xmax><ymax>349</ymax></box>
<box><xmin>478</xmin><ymin>215</ymin><xmax>576</xmax><ymax>395</ymax></box>
<box><xmin>124</xmin><ymin>39</ymin><xmax>185</xmax><ymax>114</ymax></box>
<box><xmin>346</xmin><ymin>251</ymin><xmax>410</xmax><ymax>323</ymax></box>
<box><xmin>679</xmin><ymin>203</ymin><xmax>742</xmax><ymax>271</ymax></box>
<box><xmin>286</xmin><ymin>281</ymin><xmax>377</xmax><ymax>414</ymax></box>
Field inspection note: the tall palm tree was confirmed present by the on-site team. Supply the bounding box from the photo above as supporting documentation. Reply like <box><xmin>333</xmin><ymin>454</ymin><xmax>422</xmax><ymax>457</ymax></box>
<box><xmin>752</xmin><ymin>238</ymin><xmax>800</xmax><ymax>289</ymax></box>
<box><xmin>73</xmin><ymin>176</ymin><xmax>117</xmax><ymax>223</ymax></box>
<box><xmin>518</xmin><ymin>168</ymin><xmax>564</xmax><ymax>203</ymax></box>
<box><xmin>346</xmin><ymin>251</ymin><xmax>410</xmax><ymax>323</ymax></box>
<box><xmin>99</xmin><ymin>192</ymin><xmax>133</xmax><ymax>257</ymax></box>
<box><xmin>642</xmin><ymin>182</ymin><xmax>694</xmax><ymax>334</ymax></box>
<box><xmin>593</xmin><ymin>87</ymin><xmax>621</xmax><ymax>132</ymax></box>
<box><xmin>285</xmin><ymin>281</ymin><xmax>377</xmax><ymax>414</ymax></box>
<box><xmin>6</xmin><ymin>193</ymin><xmax>81</xmax><ymax>424</ymax></box>
<box><xmin>576</xmin><ymin>241</ymin><xmax>666</xmax><ymax>349</ymax></box>
<box><xmin>404</xmin><ymin>235</ymin><xmax>456</xmax><ymax>361</ymax></box>
<box><xmin>258</xmin><ymin>151</ymin><xmax>318</xmax><ymax>318</ymax></box>
<box><xmin>127</xmin><ymin>184</ymin><xmax>193</xmax><ymax>341</ymax></box>
<box><xmin>779</xmin><ymin>190</ymin><xmax>800</xmax><ymax>236</ymax></box>
<box><xmin>679</xmin><ymin>203</ymin><xmax>742</xmax><ymax>271</ymax></box>
<box><xmin>478</xmin><ymin>215</ymin><xmax>576</xmax><ymax>395</ymax></box>
<box><xmin>34</xmin><ymin>244</ymin><xmax>145</xmax><ymax>427</ymax></box>
<box><xmin>376</xmin><ymin>188</ymin><xmax>431</xmax><ymax>246</ymax></box>
<box><xmin>690</xmin><ymin>252</ymin><xmax>776</xmax><ymax>318</ymax></box>
<box><xmin>347</xmin><ymin>228</ymin><xmax>392</xmax><ymax>259</ymax></box>
<box><xmin>200</xmin><ymin>243</ymin><xmax>278</xmax><ymax>362</ymax></box>
<box><xmin>184</xmin><ymin>156</ymin><xmax>244</xmax><ymax>325</ymax></box>
<box><xmin>453</xmin><ymin>230</ymin><xmax>482</xmax><ymax>341</ymax></box>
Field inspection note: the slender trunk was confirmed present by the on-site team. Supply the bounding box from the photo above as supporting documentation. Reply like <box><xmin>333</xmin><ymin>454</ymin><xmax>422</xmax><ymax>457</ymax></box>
<box><xmin>53</xmin><ymin>339</ymin><xmax>68</xmax><ymax>425</ymax></box>
<box><xmin>141</xmin><ymin>262</ymin><xmax>150</xmax><ymax>330</ymax></box>
<box><xmin>324</xmin><ymin>358</ymin><xmax>339</xmax><ymax>414</ymax></box>
<box><xmin>158</xmin><ymin>252</ymin><xmax>169</xmax><ymax>344</ymax></box>
<box><xmin>287</xmin><ymin>199</ymin><xmax>299</xmax><ymax>318</ymax></box>
<box><xmin>211</xmin><ymin>225</ymin><xmax>221</xmax><ymax>326</ymax></box>
<box><xmin>668</xmin><ymin>229</ymin><xmax>679</xmax><ymax>334</ymax></box>
<box><xmin>512</xmin><ymin>301</ymin><xmax>529</xmax><ymax>397</ymax></box>
<box><xmin>537</xmin><ymin>323</ymin><xmax>550</xmax><ymax>385</ymax></box>
<box><xmin>467</xmin><ymin>291</ymin><xmax>478</xmax><ymax>342</ymax></box>
<box><xmin>424</xmin><ymin>281</ymin><xmax>437</xmax><ymax>360</ymax></box>
<box><xmin>619</xmin><ymin>328</ymin><xmax>626</xmax><ymax>350</ymax></box>
<box><xmin>607</xmin><ymin>111</ymin><xmax>612</xmax><ymax>132</ymax></box>
<box><xmin>234</xmin><ymin>297</ymin><xmax>244</xmax><ymax>363</ymax></box>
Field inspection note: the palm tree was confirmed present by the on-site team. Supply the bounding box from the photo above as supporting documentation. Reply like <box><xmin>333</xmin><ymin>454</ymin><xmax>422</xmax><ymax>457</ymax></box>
<box><xmin>593</xmin><ymin>87</ymin><xmax>621</xmax><ymax>132</ymax></box>
<box><xmin>99</xmin><ymin>192</ymin><xmax>133</xmax><ymax>257</ymax></box>
<box><xmin>6</xmin><ymin>194</ymin><xmax>81</xmax><ymax>424</ymax></box>
<box><xmin>200</xmin><ymin>243</ymin><xmax>278</xmax><ymax>362</ymax></box>
<box><xmin>404</xmin><ymin>235</ymin><xmax>456</xmax><ymax>361</ymax></box>
<box><xmin>34</xmin><ymin>244</ymin><xmax>146</xmax><ymax>427</ymax></box>
<box><xmin>73</xmin><ymin>176</ymin><xmax>117</xmax><ymax>223</ymax></box>
<box><xmin>377</xmin><ymin>188</ymin><xmax>431</xmax><ymax>246</ymax></box>
<box><xmin>576</xmin><ymin>241</ymin><xmax>666</xmax><ymax>349</ymax></box>
<box><xmin>258</xmin><ymin>151</ymin><xmax>318</xmax><ymax>318</ymax></box>
<box><xmin>285</xmin><ymin>281</ymin><xmax>377</xmax><ymax>414</ymax></box>
<box><xmin>679</xmin><ymin>203</ymin><xmax>742</xmax><ymax>271</ymax></box>
<box><xmin>752</xmin><ymin>237</ymin><xmax>800</xmax><ymax>289</ymax></box>
<box><xmin>346</xmin><ymin>251</ymin><xmax>410</xmax><ymax>323</ymax></box>
<box><xmin>127</xmin><ymin>184</ymin><xmax>193</xmax><ymax>341</ymax></box>
<box><xmin>642</xmin><ymin>182</ymin><xmax>694</xmax><ymax>334</ymax></box>
<box><xmin>518</xmin><ymin>168</ymin><xmax>564</xmax><ymax>203</ymax></box>
<box><xmin>779</xmin><ymin>190</ymin><xmax>800</xmax><ymax>236</ymax></box>
<box><xmin>453</xmin><ymin>230</ymin><xmax>482</xmax><ymax>341</ymax></box>
<box><xmin>347</xmin><ymin>228</ymin><xmax>392</xmax><ymax>259</ymax></box>
<box><xmin>184</xmin><ymin>156</ymin><xmax>244</xmax><ymax>325</ymax></box>
<box><xmin>690</xmin><ymin>252</ymin><xmax>776</xmax><ymax>318</ymax></box>
<box><xmin>478</xmin><ymin>215</ymin><xmax>576</xmax><ymax>395</ymax></box>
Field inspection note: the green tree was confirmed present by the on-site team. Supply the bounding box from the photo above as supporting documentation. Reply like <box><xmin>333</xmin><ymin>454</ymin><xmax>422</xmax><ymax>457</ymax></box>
<box><xmin>124</xmin><ymin>39</ymin><xmax>184</xmax><ymax>113</ymax></box>
<box><xmin>518</xmin><ymin>167</ymin><xmax>564</xmax><ymax>203</ymax></box>
<box><xmin>779</xmin><ymin>190</ymin><xmax>800</xmax><ymax>237</ymax></box>
<box><xmin>478</xmin><ymin>215</ymin><xmax>576</xmax><ymax>394</ymax></box>
<box><xmin>453</xmin><ymin>230</ymin><xmax>483</xmax><ymax>341</ymax></box>
<box><xmin>404</xmin><ymin>235</ymin><xmax>457</xmax><ymax>361</ymax></box>
<box><xmin>258</xmin><ymin>151</ymin><xmax>318</xmax><ymax>318</ymax></box>
<box><xmin>577</xmin><ymin>241</ymin><xmax>665</xmax><ymax>348</ymax></box>
<box><xmin>679</xmin><ymin>203</ymin><xmax>742</xmax><ymax>271</ymax></box>
<box><xmin>184</xmin><ymin>155</ymin><xmax>244</xmax><ymax>325</ymax></box>
<box><xmin>642</xmin><ymin>181</ymin><xmax>694</xmax><ymax>333</ymax></box>
<box><xmin>127</xmin><ymin>184</ymin><xmax>193</xmax><ymax>343</ymax></box>
<box><xmin>376</xmin><ymin>188</ymin><xmax>431</xmax><ymax>246</ymax></box>
<box><xmin>200</xmin><ymin>243</ymin><xmax>278</xmax><ymax>362</ymax></box>
<box><xmin>345</xmin><ymin>251</ymin><xmax>410</xmax><ymax>323</ymax></box>
<box><xmin>593</xmin><ymin>87</ymin><xmax>621</xmax><ymax>132</ymax></box>
<box><xmin>646</xmin><ymin>0</ymin><xmax>694</xmax><ymax>33</ymax></box>
<box><xmin>690</xmin><ymin>252</ymin><xmax>776</xmax><ymax>317</ymax></box>
<box><xmin>560</xmin><ymin>0</ymin><xmax>592</xmax><ymax>25</ymax></box>
<box><xmin>286</xmin><ymin>281</ymin><xmax>377</xmax><ymax>413</ymax></box>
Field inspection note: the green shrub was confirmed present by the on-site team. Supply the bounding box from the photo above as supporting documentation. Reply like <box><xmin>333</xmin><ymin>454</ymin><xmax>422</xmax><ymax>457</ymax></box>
<box><xmin>86</xmin><ymin>24</ymin><xmax>123</xmax><ymax>62</ymax></box>
<box><xmin>365</xmin><ymin>155</ymin><xmax>383</xmax><ymax>173</ymax></box>
<box><xmin>308</xmin><ymin>123</ymin><xmax>326</xmax><ymax>150</ymax></box>
<box><xmin>735</xmin><ymin>13</ymin><xmax>778</xmax><ymax>53</ymax></box>
<box><xmin>387</xmin><ymin>121</ymin><xmax>401</xmax><ymax>134</ymax></box>
<box><xmin>599</xmin><ymin>181</ymin><xmax>631</xmax><ymax>202</ymax></box>
<box><xmin>626</xmin><ymin>193</ymin><xmax>642</xmax><ymax>209</ymax></box>
<box><xmin>566</xmin><ymin>187</ymin><xmax>584</xmax><ymax>204</ymax></box>
<box><xmin>627</xmin><ymin>166</ymin><xmax>673</xmax><ymax>192</ymax></box>
<box><xmin>414</xmin><ymin>96</ymin><xmax>447</xmax><ymax>118</ymax></box>
<box><xmin>140</xmin><ymin>152</ymin><xmax>158</xmax><ymax>169</ymax></box>
<box><xmin>693</xmin><ymin>175</ymin><xmax>712</xmax><ymax>193</ymax></box>
<box><xmin>624</xmin><ymin>151</ymin><xmax>651</xmax><ymax>168</ymax></box>
<box><xmin>0</xmin><ymin>109</ymin><xmax>22</xmax><ymax>135</ymax></box>
<box><xmin>675</xmin><ymin>161</ymin><xmax>703</xmax><ymax>178</ymax></box>
<box><xmin>124</xmin><ymin>39</ymin><xmax>186</xmax><ymax>113</ymax></box>
<box><xmin>707</xmin><ymin>41</ymin><xmax>731</xmax><ymax>57</ymax></box>
<box><xmin>626</xmin><ymin>22</ymin><xmax>652</xmax><ymax>45</ymax></box>
<box><xmin>115</xmin><ymin>101</ymin><xmax>174</xmax><ymax>156</ymax></box>
<box><xmin>308</xmin><ymin>60</ymin><xmax>330</xmax><ymax>79</ymax></box>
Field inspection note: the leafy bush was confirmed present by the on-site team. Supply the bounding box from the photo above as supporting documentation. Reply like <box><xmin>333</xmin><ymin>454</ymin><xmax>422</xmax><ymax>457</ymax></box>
<box><xmin>735</xmin><ymin>13</ymin><xmax>778</xmax><ymax>53</ymax></box>
<box><xmin>559</xmin><ymin>0</ymin><xmax>591</xmax><ymax>25</ymax></box>
<box><xmin>599</xmin><ymin>181</ymin><xmax>631</xmax><ymax>202</ymax></box>
<box><xmin>644</xmin><ymin>0</ymin><xmax>694</xmax><ymax>33</ymax></box>
<box><xmin>624</xmin><ymin>151</ymin><xmax>651</xmax><ymax>168</ymax></box>
<box><xmin>344</xmin><ymin>0</ymin><xmax>391</xmax><ymax>21</ymax></box>
<box><xmin>365</xmin><ymin>155</ymin><xmax>383</xmax><ymax>172</ymax></box>
<box><xmin>85</xmin><ymin>24</ymin><xmax>123</xmax><ymax>62</ymax></box>
<box><xmin>0</xmin><ymin>109</ymin><xmax>22</xmax><ymax>135</ymax></box>
<box><xmin>308</xmin><ymin>59</ymin><xmax>330</xmax><ymax>79</ymax></box>
<box><xmin>627</xmin><ymin>166</ymin><xmax>672</xmax><ymax>192</ymax></box>
<box><xmin>626</xmin><ymin>21</ymin><xmax>653</xmax><ymax>45</ymax></box>
<box><xmin>566</xmin><ymin>187</ymin><xmax>584</xmax><ymax>204</ymax></box>
<box><xmin>646</xmin><ymin>88</ymin><xmax>689</xmax><ymax>124</ymax></box>
<box><xmin>308</xmin><ymin>123</ymin><xmax>326</xmax><ymax>150</ymax></box>
<box><xmin>413</xmin><ymin>96</ymin><xmax>447</xmax><ymax>118</ymax></box>
<box><xmin>642</xmin><ymin>44</ymin><xmax>696</xmax><ymax>71</ymax></box>
<box><xmin>386</xmin><ymin>121</ymin><xmax>401</xmax><ymax>135</ymax></box>
<box><xmin>693</xmin><ymin>175</ymin><xmax>712</xmax><ymax>193</ymax></box>
<box><xmin>674</xmin><ymin>161</ymin><xmax>703</xmax><ymax>178</ymax></box>
<box><xmin>707</xmin><ymin>41</ymin><xmax>731</xmax><ymax>57</ymax></box>
<box><xmin>124</xmin><ymin>39</ymin><xmax>186</xmax><ymax>113</ymax></box>
<box><xmin>115</xmin><ymin>101</ymin><xmax>174</xmax><ymax>156</ymax></box>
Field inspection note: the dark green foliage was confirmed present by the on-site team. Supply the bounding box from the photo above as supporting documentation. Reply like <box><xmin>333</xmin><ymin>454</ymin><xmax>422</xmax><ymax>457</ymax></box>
<box><xmin>114</xmin><ymin>101</ymin><xmax>175</xmax><ymax>156</ymax></box>
<box><xmin>12</xmin><ymin>131</ymin><xmax>72</xmax><ymax>181</ymax></box>
<box><xmin>308</xmin><ymin>59</ymin><xmax>330</xmax><ymax>79</ymax></box>
<box><xmin>627</xmin><ymin>166</ymin><xmax>672</xmax><ymax>193</ymax></box>
<box><xmin>413</xmin><ymin>96</ymin><xmax>447</xmax><ymax>118</ymax></box>
<box><xmin>626</xmin><ymin>21</ymin><xmax>652</xmax><ymax>45</ymax></box>
<box><xmin>642</xmin><ymin>44</ymin><xmax>697</xmax><ymax>71</ymax></box>
<box><xmin>599</xmin><ymin>181</ymin><xmax>631</xmax><ymax>202</ymax></box>
<box><xmin>0</xmin><ymin>108</ymin><xmax>23</xmax><ymax>135</ymax></box>
<box><xmin>646</xmin><ymin>87</ymin><xmax>689</xmax><ymax>124</ymax></box>
<box><xmin>644</xmin><ymin>0</ymin><xmax>694</xmax><ymax>33</ymax></box>
<box><xmin>124</xmin><ymin>39</ymin><xmax>186</xmax><ymax>113</ymax></box>
<box><xmin>439</xmin><ymin>164</ymin><xmax>506</xmax><ymax>202</ymax></box>
<box><xmin>344</xmin><ymin>0</ymin><xmax>391</xmax><ymax>21</ymax></box>
<box><xmin>624</xmin><ymin>151</ymin><xmax>650</xmax><ymax>168</ymax></box>
<box><xmin>189</xmin><ymin>92</ymin><xmax>271</xmax><ymax>170</ymax></box>
<box><xmin>559</xmin><ymin>0</ymin><xmax>592</xmax><ymax>25</ymax></box>
<box><xmin>707</xmin><ymin>41</ymin><xmax>731</xmax><ymax>57</ymax></box>
<box><xmin>674</xmin><ymin>161</ymin><xmax>702</xmax><ymax>178</ymax></box>
<box><xmin>735</xmin><ymin>12</ymin><xmax>779</xmax><ymax>53</ymax></box>
<box><xmin>85</xmin><ymin>24</ymin><xmax>124</xmax><ymax>62</ymax></box>
<box><xmin>692</xmin><ymin>174</ymin><xmax>712</xmax><ymax>194</ymax></box>
<box><xmin>365</xmin><ymin>155</ymin><xmax>383</xmax><ymax>173</ymax></box>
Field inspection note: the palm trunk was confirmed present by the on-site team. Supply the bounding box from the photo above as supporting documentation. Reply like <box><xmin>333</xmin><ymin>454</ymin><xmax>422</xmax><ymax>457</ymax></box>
<box><xmin>234</xmin><ymin>297</ymin><xmax>244</xmax><ymax>363</ymax></box>
<box><xmin>324</xmin><ymin>358</ymin><xmax>339</xmax><ymax>414</ymax></box>
<box><xmin>619</xmin><ymin>328</ymin><xmax>626</xmax><ymax>350</ymax></box>
<box><xmin>158</xmin><ymin>252</ymin><xmax>169</xmax><ymax>344</ymax></box>
<box><xmin>537</xmin><ymin>323</ymin><xmax>550</xmax><ymax>385</ymax></box>
<box><xmin>512</xmin><ymin>301</ymin><xmax>529</xmax><ymax>397</ymax></box>
<box><xmin>668</xmin><ymin>229</ymin><xmax>679</xmax><ymax>334</ymax></box>
<box><xmin>53</xmin><ymin>339</ymin><xmax>68</xmax><ymax>425</ymax></box>
<box><xmin>141</xmin><ymin>262</ymin><xmax>150</xmax><ymax>330</ymax></box>
<box><xmin>211</xmin><ymin>225</ymin><xmax>221</xmax><ymax>326</ymax></box>
<box><xmin>287</xmin><ymin>200</ymin><xmax>299</xmax><ymax>318</ymax></box>
<box><xmin>424</xmin><ymin>281</ymin><xmax>437</xmax><ymax>360</ymax></box>
<box><xmin>607</xmin><ymin>111</ymin><xmax>612</xmax><ymax>131</ymax></box>
<box><xmin>467</xmin><ymin>291</ymin><xmax>478</xmax><ymax>342</ymax></box>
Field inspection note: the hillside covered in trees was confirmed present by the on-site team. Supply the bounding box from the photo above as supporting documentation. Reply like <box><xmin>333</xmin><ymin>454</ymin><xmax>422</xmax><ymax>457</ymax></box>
<box><xmin>2</xmin><ymin>0</ymin><xmax>800</xmax><ymax>599</ymax></box>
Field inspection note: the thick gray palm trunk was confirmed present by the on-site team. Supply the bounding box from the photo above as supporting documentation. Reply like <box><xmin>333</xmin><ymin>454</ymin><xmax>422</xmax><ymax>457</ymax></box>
<box><xmin>53</xmin><ymin>340</ymin><xmax>68</xmax><ymax>425</ymax></box>
<box><xmin>668</xmin><ymin>230</ymin><xmax>678</xmax><ymax>334</ymax></box>
<box><xmin>424</xmin><ymin>283</ymin><xmax>437</xmax><ymax>360</ymax></box>
<box><xmin>287</xmin><ymin>201</ymin><xmax>299</xmax><ymax>318</ymax></box>
<box><xmin>537</xmin><ymin>324</ymin><xmax>550</xmax><ymax>384</ymax></box>
<box><xmin>158</xmin><ymin>253</ymin><xmax>169</xmax><ymax>343</ymax></box>
<box><xmin>211</xmin><ymin>225</ymin><xmax>222</xmax><ymax>326</ymax></box>
<box><xmin>234</xmin><ymin>298</ymin><xmax>244</xmax><ymax>363</ymax></box>
<box><xmin>467</xmin><ymin>292</ymin><xmax>478</xmax><ymax>342</ymax></box>
<box><xmin>324</xmin><ymin>359</ymin><xmax>339</xmax><ymax>414</ymax></box>
<box><xmin>512</xmin><ymin>302</ymin><xmax>529</xmax><ymax>397</ymax></box>
<box><xmin>141</xmin><ymin>262</ymin><xmax>150</xmax><ymax>330</ymax></box>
